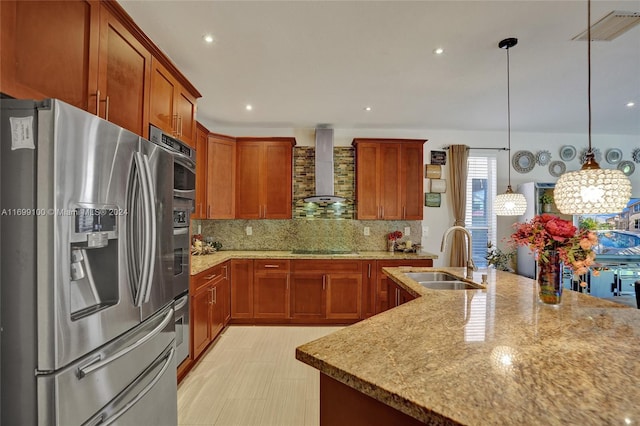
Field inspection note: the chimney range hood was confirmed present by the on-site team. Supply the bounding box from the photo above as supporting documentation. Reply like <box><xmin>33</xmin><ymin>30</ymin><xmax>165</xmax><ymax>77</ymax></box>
<box><xmin>303</xmin><ymin>128</ymin><xmax>346</xmax><ymax>203</ymax></box>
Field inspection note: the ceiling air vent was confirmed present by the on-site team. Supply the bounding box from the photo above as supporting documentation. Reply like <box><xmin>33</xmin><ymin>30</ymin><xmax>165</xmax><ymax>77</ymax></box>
<box><xmin>572</xmin><ymin>10</ymin><xmax>640</xmax><ymax>41</ymax></box>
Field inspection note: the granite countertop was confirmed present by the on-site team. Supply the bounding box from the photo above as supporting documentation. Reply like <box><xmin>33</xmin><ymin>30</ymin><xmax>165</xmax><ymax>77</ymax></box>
<box><xmin>296</xmin><ymin>267</ymin><xmax>640</xmax><ymax>425</ymax></box>
<box><xmin>190</xmin><ymin>250</ymin><xmax>439</xmax><ymax>275</ymax></box>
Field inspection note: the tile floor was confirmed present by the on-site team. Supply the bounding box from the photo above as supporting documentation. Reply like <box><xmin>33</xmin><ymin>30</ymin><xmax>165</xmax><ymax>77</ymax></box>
<box><xmin>177</xmin><ymin>326</ymin><xmax>342</xmax><ymax>426</ymax></box>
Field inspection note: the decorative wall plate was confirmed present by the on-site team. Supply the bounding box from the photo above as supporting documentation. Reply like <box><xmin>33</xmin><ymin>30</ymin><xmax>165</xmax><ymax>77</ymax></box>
<box><xmin>512</xmin><ymin>150</ymin><xmax>535</xmax><ymax>173</ymax></box>
<box><xmin>548</xmin><ymin>161</ymin><xmax>566</xmax><ymax>177</ymax></box>
<box><xmin>617</xmin><ymin>160</ymin><xmax>635</xmax><ymax>176</ymax></box>
<box><xmin>632</xmin><ymin>147</ymin><xmax>640</xmax><ymax>164</ymax></box>
<box><xmin>559</xmin><ymin>145</ymin><xmax>576</xmax><ymax>161</ymax></box>
<box><xmin>579</xmin><ymin>148</ymin><xmax>602</xmax><ymax>164</ymax></box>
<box><xmin>605</xmin><ymin>148</ymin><xmax>622</xmax><ymax>164</ymax></box>
<box><xmin>536</xmin><ymin>150</ymin><xmax>551</xmax><ymax>166</ymax></box>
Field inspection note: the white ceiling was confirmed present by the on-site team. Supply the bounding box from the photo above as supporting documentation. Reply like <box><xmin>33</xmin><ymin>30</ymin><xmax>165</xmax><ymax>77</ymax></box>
<box><xmin>119</xmin><ymin>0</ymin><xmax>640</xmax><ymax>135</ymax></box>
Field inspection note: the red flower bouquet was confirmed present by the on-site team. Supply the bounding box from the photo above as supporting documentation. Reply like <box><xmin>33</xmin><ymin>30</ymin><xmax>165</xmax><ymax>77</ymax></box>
<box><xmin>387</xmin><ymin>230</ymin><xmax>403</xmax><ymax>241</ymax></box>
<box><xmin>510</xmin><ymin>214</ymin><xmax>598</xmax><ymax>281</ymax></box>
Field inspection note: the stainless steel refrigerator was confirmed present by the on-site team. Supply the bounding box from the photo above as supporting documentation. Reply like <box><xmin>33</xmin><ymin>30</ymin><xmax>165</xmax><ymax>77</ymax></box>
<box><xmin>1</xmin><ymin>99</ymin><xmax>178</xmax><ymax>425</ymax></box>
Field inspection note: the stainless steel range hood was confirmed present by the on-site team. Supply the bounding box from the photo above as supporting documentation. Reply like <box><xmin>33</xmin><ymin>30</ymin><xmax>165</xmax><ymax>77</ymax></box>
<box><xmin>303</xmin><ymin>128</ymin><xmax>346</xmax><ymax>203</ymax></box>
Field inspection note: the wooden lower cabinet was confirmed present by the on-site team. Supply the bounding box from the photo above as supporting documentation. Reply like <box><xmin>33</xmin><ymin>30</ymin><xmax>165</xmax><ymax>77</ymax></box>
<box><xmin>290</xmin><ymin>260</ymin><xmax>362</xmax><ymax>321</ymax></box>
<box><xmin>387</xmin><ymin>281</ymin><xmax>416</xmax><ymax>309</ymax></box>
<box><xmin>231</xmin><ymin>259</ymin><xmax>254</xmax><ymax>319</ymax></box>
<box><xmin>375</xmin><ymin>259</ymin><xmax>433</xmax><ymax>314</ymax></box>
<box><xmin>190</xmin><ymin>262</ymin><xmax>230</xmax><ymax>361</ymax></box>
<box><xmin>361</xmin><ymin>261</ymin><xmax>376</xmax><ymax>319</ymax></box>
<box><xmin>253</xmin><ymin>260</ymin><xmax>290</xmax><ymax>319</ymax></box>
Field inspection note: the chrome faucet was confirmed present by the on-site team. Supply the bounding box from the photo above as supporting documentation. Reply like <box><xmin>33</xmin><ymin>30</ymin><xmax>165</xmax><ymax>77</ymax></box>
<box><xmin>440</xmin><ymin>226</ymin><xmax>477</xmax><ymax>280</ymax></box>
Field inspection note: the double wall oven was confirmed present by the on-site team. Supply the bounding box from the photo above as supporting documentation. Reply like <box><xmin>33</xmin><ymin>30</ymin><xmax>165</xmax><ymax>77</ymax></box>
<box><xmin>150</xmin><ymin>125</ymin><xmax>196</xmax><ymax>368</ymax></box>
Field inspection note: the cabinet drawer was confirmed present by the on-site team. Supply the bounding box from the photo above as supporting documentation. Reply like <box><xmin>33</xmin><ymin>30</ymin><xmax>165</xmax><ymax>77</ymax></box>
<box><xmin>254</xmin><ymin>259</ymin><xmax>290</xmax><ymax>272</ymax></box>
<box><xmin>192</xmin><ymin>263</ymin><xmax>225</xmax><ymax>292</ymax></box>
<box><xmin>292</xmin><ymin>259</ymin><xmax>362</xmax><ymax>273</ymax></box>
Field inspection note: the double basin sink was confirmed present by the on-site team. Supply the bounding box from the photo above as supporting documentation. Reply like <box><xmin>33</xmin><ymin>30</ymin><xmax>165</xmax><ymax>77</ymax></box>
<box><xmin>404</xmin><ymin>272</ymin><xmax>484</xmax><ymax>290</ymax></box>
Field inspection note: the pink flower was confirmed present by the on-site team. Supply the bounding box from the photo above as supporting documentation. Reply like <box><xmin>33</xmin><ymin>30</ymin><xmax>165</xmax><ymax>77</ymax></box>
<box><xmin>579</xmin><ymin>238</ymin><xmax>592</xmax><ymax>250</ymax></box>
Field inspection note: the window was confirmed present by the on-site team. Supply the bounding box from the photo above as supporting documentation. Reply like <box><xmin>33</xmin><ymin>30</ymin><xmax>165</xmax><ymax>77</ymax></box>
<box><xmin>465</xmin><ymin>156</ymin><xmax>497</xmax><ymax>268</ymax></box>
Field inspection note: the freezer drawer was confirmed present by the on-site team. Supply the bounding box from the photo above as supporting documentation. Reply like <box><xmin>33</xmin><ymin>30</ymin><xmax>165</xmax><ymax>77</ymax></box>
<box><xmin>37</xmin><ymin>304</ymin><xmax>176</xmax><ymax>426</ymax></box>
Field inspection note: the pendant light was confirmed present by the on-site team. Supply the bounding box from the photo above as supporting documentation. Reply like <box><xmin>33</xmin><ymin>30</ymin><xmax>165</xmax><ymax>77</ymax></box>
<box><xmin>494</xmin><ymin>37</ymin><xmax>527</xmax><ymax>216</ymax></box>
<box><xmin>554</xmin><ymin>0</ymin><xmax>632</xmax><ymax>214</ymax></box>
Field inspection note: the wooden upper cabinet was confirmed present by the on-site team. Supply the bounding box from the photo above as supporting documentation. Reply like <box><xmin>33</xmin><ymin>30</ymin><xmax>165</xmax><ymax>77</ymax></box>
<box><xmin>353</xmin><ymin>139</ymin><xmax>426</xmax><ymax>220</ymax></box>
<box><xmin>207</xmin><ymin>133</ymin><xmax>236</xmax><ymax>219</ymax></box>
<box><xmin>193</xmin><ymin>122</ymin><xmax>209</xmax><ymax>219</ymax></box>
<box><xmin>0</xmin><ymin>0</ymin><xmax>100</xmax><ymax>111</ymax></box>
<box><xmin>149</xmin><ymin>58</ymin><xmax>197</xmax><ymax>147</ymax></box>
<box><xmin>235</xmin><ymin>138</ymin><xmax>295</xmax><ymax>219</ymax></box>
<box><xmin>97</xmin><ymin>4</ymin><xmax>151</xmax><ymax>137</ymax></box>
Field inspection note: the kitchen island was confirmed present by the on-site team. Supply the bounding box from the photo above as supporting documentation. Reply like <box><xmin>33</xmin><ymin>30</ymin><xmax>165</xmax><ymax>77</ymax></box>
<box><xmin>296</xmin><ymin>267</ymin><xmax>640</xmax><ymax>425</ymax></box>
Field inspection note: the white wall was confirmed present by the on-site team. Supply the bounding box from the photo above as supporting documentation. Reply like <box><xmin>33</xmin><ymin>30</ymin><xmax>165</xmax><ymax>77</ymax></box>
<box><xmin>212</xmin><ymin>124</ymin><xmax>639</xmax><ymax>266</ymax></box>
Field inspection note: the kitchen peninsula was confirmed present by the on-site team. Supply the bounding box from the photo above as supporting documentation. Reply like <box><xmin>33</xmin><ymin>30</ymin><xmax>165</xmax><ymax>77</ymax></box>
<box><xmin>296</xmin><ymin>267</ymin><xmax>640</xmax><ymax>425</ymax></box>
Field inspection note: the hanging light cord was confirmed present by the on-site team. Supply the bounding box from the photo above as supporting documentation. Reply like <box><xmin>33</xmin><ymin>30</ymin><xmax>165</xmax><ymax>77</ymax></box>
<box><xmin>587</xmin><ymin>0</ymin><xmax>592</xmax><ymax>153</ymax></box>
<box><xmin>506</xmin><ymin>44</ymin><xmax>512</xmax><ymax>190</ymax></box>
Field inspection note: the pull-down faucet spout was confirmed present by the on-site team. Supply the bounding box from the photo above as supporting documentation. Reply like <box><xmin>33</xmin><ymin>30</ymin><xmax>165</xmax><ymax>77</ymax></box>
<box><xmin>441</xmin><ymin>226</ymin><xmax>477</xmax><ymax>280</ymax></box>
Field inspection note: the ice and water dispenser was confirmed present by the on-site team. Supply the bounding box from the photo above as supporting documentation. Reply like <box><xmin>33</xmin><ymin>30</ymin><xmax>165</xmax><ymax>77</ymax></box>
<box><xmin>69</xmin><ymin>206</ymin><xmax>119</xmax><ymax>320</ymax></box>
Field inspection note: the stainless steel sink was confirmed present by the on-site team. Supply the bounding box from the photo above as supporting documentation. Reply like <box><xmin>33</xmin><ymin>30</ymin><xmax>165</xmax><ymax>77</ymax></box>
<box><xmin>419</xmin><ymin>281</ymin><xmax>483</xmax><ymax>290</ymax></box>
<box><xmin>405</xmin><ymin>272</ymin><xmax>460</xmax><ymax>282</ymax></box>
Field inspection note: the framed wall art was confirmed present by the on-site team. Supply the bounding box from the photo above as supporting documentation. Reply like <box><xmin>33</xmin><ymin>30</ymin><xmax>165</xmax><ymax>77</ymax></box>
<box><xmin>425</xmin><ymin>192</ymin><xmax>441</xmax><ymax>207</ymax></box>
<box><xmin>429</xmin><ymin>179</ymin><xmax>447</xmax><ymax>193</ymax></box>
<box><xmin>425</xmin><ymin>164</ymin><xmax>442</xmax><ymax>179</ymax></box>
<box><xmin>430</xmin><ymin>150</ymin><xmax>447</xmax><ymax>165</ymax></box>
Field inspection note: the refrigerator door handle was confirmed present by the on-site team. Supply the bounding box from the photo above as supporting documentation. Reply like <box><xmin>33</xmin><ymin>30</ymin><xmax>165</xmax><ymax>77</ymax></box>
<box><xmin>140</xmin><ymin>154</ymin><xmax>157</xmax><ymax>304</ymax></box>
<box><xmin>82</xmin><ymin>346</ymin><xmax>175</xmax><ymax>426</ymax></box>
<box><xmin>133</xmin><ymin>153</ymin><xmax>153</xmax><ymax>307</ymax></box>
<box><xmin>76</xmin><ymin>308</ymin><xmax>174</xmax><ymax>379</ymax></box>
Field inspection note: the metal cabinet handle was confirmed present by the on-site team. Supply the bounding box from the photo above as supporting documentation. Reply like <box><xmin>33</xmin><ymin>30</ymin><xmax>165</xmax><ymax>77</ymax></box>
<box><xmin>402</xmin><ymin>206</ymin><xmax>406</xmax><ymax>219</ymax></box>
<box><xmin>264</xmin><ymin>265</ymin><xmax>280</xmax><ymax>269</ymax></box>
<box><xmin>204</xmin><ymin>274</ymin><xmax>217</xmax><ymax>280</ymax></box>
<box><xmin>95</xmin><ymin>90</ymin><xmax>100</xmax><ymax>116</ymax></box>
<box><xmin>178</xmin><ymin>115</ymin><xmax>183</xmax><ymax>136</ymax></box>
<box><xmin>104</xmin><ymin>96</ymin><xmax>110</xmax><ymax>121</ymax></box>
<box><xmin>213</xmin><ymin>286</ymin><xmax>217</xmax><ymax>304</ymax></box>
<box><xmin>322</xmin><ymin>275</ymin><xmax>326</xmax><ymax>290</ymax></box>
<box><xmin>367</xmin><ymin>263</ymin><xmax>371</xmax><ymax>278</ymax></box>
<box><xmin>223</xmin><ymin>265</ymin><xmax>228</xmax><ymax>280</ymax></box>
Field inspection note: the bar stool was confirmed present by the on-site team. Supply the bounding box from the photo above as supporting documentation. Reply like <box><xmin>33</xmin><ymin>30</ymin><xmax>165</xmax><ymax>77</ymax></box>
<box><xmin>635</xmin><ymin>280</ymin><xmax>640</xmax><ymax>309</ymax></box>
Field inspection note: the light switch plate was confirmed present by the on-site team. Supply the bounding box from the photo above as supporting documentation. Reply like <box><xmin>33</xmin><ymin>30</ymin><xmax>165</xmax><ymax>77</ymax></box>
<box><xmin>404</xmin><ymin>227</ymin><xmax>411</xmax><ymax>236</ymax></box>
<box><xmin>364</xmin><ymin>227</ymin><xmax>370</xmax><ymax>236</ymax></box>
<box><xmin>245</xmin><ymin>226</ymin><xmax>252</xmax><ymax>236</ymax></box>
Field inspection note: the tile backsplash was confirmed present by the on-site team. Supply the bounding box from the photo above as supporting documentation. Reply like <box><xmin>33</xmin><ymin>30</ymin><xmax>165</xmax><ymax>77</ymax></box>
<box><xmin>194</xmin><ymin>219</ymin><xmax>422</xmax><ymax>252</ymax></box>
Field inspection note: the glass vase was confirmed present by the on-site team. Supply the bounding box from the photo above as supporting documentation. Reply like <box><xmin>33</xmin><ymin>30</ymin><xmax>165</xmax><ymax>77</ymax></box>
<box><xmin>387</xmin><ymin>240</ymin><xmax>395</xmax><ymax>252</ymax></box>
<box><xmin>538</xmin><ymin>250</ymin><xmax>563</xmax><ymax>304</ymax></box>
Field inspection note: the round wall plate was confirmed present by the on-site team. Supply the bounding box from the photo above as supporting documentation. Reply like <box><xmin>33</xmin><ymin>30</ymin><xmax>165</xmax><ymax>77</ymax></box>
<box><xmin>536</xmin><ymin>150</ymin><xmax>551</xmax><ymax>166</ymax></box>
<box><xmin>617</xmin><ymin>160</ymin><xmax>635</xmax><ymax>176</ymax></box>
<box><xmin>512</xmin><ymin>150</ymin><xmax>535</xmax><ymax>173</ymax></box>
<box><xmin>580</xmin><ymin>148</ymin><xmax>602</xmax><ymax>164</ymax></box>
<box><xmin>548</xmin><ymin>160</ymin><xmax>566</xmax><ymax>177</ymax></box>
<box><xmin>559</xmin><ymin>145</ymin><xmax>576</xmax><ymax>161</ymax></box>
<box><xmin>605</xmin><ymin>148</ymin><xmax>622</xmax><ymax>165</ymax></box>
<box><xmin>632</xmin><ymin>148</ymin><xmax>640</xmax><ymax>164</ymax></box>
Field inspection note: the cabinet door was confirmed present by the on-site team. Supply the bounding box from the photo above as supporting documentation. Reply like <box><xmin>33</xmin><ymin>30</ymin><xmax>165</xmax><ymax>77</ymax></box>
<box><xmin>97</xmin><ymin>5</ymin><xmax>151</xmax><ymax>136</ymax></box>
<box><xmin>176</xmin><ymin>89</ymin><xmax>197</xmax><ymax>147</ymax></box>
<box><xmin>379</xmin><ymin>144</ymin><xmax>402</xmax><ymax>219</ymax></box>
<box><xmin>326</xmin><ymin>274</ymin><xmax>362</xmax><ymax>320</ymax></box>
<box><xmin>361</xmin><ymin>261</ymin><xmax>376</xmax><ymax>319</ymax></box>
<box><xmin>254</xmin><ymin>272</ymin><xmax>290</xmax><ymax>318</ymax></box>
<box><xmin>210</xmin><ymin>282</ymin><xmax>224</xmax><ymax>339</ymax></box>
<box><xmin>263</xmin><ymin>142</ymin><xmax>293</xmax><ymax>219</ymax></box>
<box><xmin>290</xmin><ymin>273</ymin><xmax>325</xmax><ymax>319</ymax></box>
<box><xmin>354</xmin><ymin>143</ymin><xmax>380</xmax><ymax>220</ymax></box>
<box><xmin>193</xmin><ymin>123</ymin><xmax>208</xmax><ymax>219</ymax></box>
<box><xmin>149</xmin><ymin>58</ymin><xmax>176</xmax><ymax>135</ymax></box>
<box><xmin>0</xmin><ymin>0</ymin><xmax>99</xmax><ymax>111</ymax></box>
<box><xmin>191</xmin><ymin>285</ymin><xmax>211</xmax><ymax>360</ymax></box>
<box><xmin>235</xmin><ymin>142</ymin><xmax>262</xmax><ymax>219</ymax></box>
<box><xmin>231</xmin><ymin>259</ymin><xmax>254</xmax><ymax>319</ymax></box>
<box><xmin>208</xmin><ymin>134</ymin><xmax>236</xmax><ymax>219</ymax></box>
<box><xmin>401</xmin><ymin>143</ymin><xmax>425</xmax><ymax>220</ymax></box>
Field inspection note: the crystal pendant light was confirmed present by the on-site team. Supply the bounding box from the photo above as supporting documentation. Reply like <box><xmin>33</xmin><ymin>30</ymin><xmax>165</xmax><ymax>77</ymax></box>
<box><xmin>494</xmin><ymin>37</ymin><xmax>527</xmax><ymax>216</ymax></box>
<box><xmin>554</xmin><ymin>0</ymin><xmax>632</xmax><ymax>214</ymax></box>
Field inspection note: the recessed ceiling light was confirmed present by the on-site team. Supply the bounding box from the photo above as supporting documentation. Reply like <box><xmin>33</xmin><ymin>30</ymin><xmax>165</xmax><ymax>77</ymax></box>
<box><xmin>433</xmin><ymin>47</ymin><xmax>444</xmax><ymax>55</ymax></box>
<box><xmin>626</xmin><ymin>101</ymin><xmax>635</xmax><ymax>107</ymax></box>
<box><xmin>245</xmin><ymin>104</ymin><xmax>253</xmax><ymax>111</ymax></box>
<box><xmin>364</xmin><ymin>106</ymin><xmax>372</xmax><ymax>111</ymax></box>
<box><xmin>203</xmin><ymin>34</ymin><xmax>214</xmax><ymax>44</ymax></box>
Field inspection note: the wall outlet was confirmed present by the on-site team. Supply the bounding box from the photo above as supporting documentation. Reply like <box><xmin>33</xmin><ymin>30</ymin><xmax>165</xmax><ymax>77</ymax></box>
<box><xmin>364</xmin><ymin>226</ymin><xmax>370</xmax><ymax>236</ymax></box>
<box><xmin>423</xmin><ymin>226</ymin><xmax>429</xmax><ymax>237</ymax></box>
<box><xmin>245</xmin><ymin>226</ymin><xmax>252</xmax><ymax>236</ymax></box>
<box><xmin>404</xmin><ymin>227</ymin><xmax>411</xmax><ymax>236</ymax></box>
